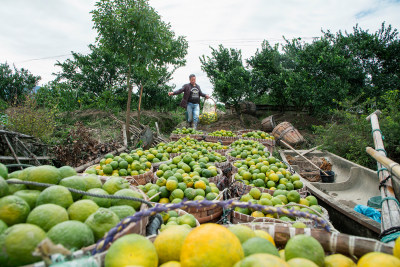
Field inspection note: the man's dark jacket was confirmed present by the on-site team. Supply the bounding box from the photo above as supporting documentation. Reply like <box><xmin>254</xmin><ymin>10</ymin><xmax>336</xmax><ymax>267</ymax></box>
<box><xmin>173</xmin><ymin>83</ymin><xmax>206</xmax><ymax>108</ymax></box>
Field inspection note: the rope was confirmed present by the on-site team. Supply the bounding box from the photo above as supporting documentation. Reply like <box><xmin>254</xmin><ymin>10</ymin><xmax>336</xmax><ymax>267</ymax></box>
<box><xmin>379</xmin><ymin>226</ymin><xmax>400</xmax><ymax>243</ymax></box>
<box><xmin>91</xmin><ymin>199</ymin><xmax>332</xmax><ymax>254</ymax></box>
<box><xmin>5</xmin><ymin>180</ymin><xmax>153</xmax><ymax>208</ymax></box>
<box><xmin>375</xmin><ymin>148</ymin><xmax>387</xmax><ymax>156</ymax></box>
<box><xmin>377</xmin><ymin>167</ymin><xmax>388</xmax><ymax>176</ymax></box>
<box><xmin>380</xmin><ymin>196</ymin><xmax>400</xmax><ymax>208</ymax></box>
<box><xmin>371</xmin><ymin>129</ymin><xmax>385</xmax><ymax>140</ymax></box>
<box><xmin>378</xmin><ymin>175</ymin><xmax>392</xmax><ymax>190</ymax></box>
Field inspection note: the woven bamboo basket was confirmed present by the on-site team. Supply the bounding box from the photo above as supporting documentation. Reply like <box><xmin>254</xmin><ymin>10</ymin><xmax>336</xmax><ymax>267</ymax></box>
<box><xmin>183</xmin><ymin>199</ymin><xmax>224</xmax><ymax>224</ymax></box>
<box><xmin>230</xmin><ymin>197</ymin><xmax>330</xmax><ymax>229</ymax></box>
<box><xmin>205</xmin><ymin>135</ymin><xmax>238</xmax><ymax>145</ymax></box>
<box><xmin>89</xmin><ymin>223</ymin><xmax>394</xmax><ymax>266</ymax></box>
<box><xmin>272</xmin><ymin>121</ymin><xmax>304</xmax><ymax>146</ymax></box>
<box><xmin>83</xmin><ymin>165</ymin><xmax>154</xmax><ymax>186</ymax></box>
<box><xmin>236</xmin><ymin>129</ymin><xmax>276</xmax><ymax>147</ymax></box>
<box><xmin>77</xmin><ymin>201</ymin><xmax>393</xmax><ymax>266</ymax></box>
<box><xmin>261</xmin><ymin>115</ymin><xmax>276</xmax><ymax>132</ymax></box>
<box><xmin>151</xmin><ymin>160</ymin><xmax>170</xmax><ymax>171</ymax></box>
<box><xmin>223</xmin><ymin>223</ymin><xmax>393</xmax><ymax>258</ymax></box>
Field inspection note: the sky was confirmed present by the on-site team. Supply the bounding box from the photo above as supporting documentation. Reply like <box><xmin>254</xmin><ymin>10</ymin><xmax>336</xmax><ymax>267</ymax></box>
<box><xmin>1</xmin><ymin>0</ymin><xmax>400</xmax><ymax>96</ymax></box>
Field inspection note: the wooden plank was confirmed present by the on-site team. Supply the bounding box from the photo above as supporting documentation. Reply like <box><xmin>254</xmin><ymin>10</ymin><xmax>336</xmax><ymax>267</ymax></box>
<box><xmin>0</xmin><ymin>156</ymin><xmax>52</xmax><ymax>161</ymax></box>
<box><xmin>15</xmin><ymin>137</ymin><xmax>41</xmax><ymax>165</ymax></box>
<box><xmin>2</xmin><ymin>134</ymin><xmax>23</xmax><ymax>169</ymax></box>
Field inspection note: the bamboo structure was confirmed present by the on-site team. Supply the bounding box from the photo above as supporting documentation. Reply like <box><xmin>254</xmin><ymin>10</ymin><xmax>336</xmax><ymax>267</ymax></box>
<box><xmin>366</xmin><ymin>110</ymin><xmax>400</xmax><ymax>244</ymax></box>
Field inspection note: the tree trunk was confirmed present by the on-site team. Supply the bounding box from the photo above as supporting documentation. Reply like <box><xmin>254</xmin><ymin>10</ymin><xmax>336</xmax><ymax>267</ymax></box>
<box><xmin>138</xmin><ymin>83</ymin><xmax>144</xmax><ymax>125</ymax></box>
<box><xmin>125</xmin><ymin>64</ymin><xmax>132</xmax><ymax>145</ymax></box>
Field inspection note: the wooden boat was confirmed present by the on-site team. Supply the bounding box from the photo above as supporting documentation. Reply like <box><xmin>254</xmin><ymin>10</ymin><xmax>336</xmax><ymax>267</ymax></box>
<box><xmin>279</xmin><ymin>149</ymin><xmax>381</xmax><ymax>239</ymax></box>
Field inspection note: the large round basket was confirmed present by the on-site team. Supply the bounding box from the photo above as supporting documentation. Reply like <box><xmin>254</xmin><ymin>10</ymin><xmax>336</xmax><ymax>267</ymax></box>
<box><xmin>230</xmin><ymin>198</ymin><xmax>330</xmax><ymax>229</ymax></box>
<box><xmin>261</xmin><ymin>115</ymin><xmax>276</xmax><ymax>132</ymax></box>
<box><xmin>236</xmin><ymin>130</ymin><xmax>276</xmax><ymax>148</ymax></box>
<box><xmin>272</xmin><ymin>121</ymin><xmax>304</xmax><ymax>146</ymax></box>
<box><xmin>183</xmin><ymin>198</ymin><xmax>224</xmax><ymax>224</ymax></box>
<box><xmin>205</xmin><ymin>135</ymin><xmax>238</xmax><ymax>145</ymax></box>
<box><xmin>83</xmin><ymin>165</ymin><xmax>154</xmax><ymax>186</ymax></box>
<box><xmin>222</xmin><ymin>223</ymin><xmax>393</xmax><ymax>258</ymax></box>
<box><xmin>232</xmin><ymin>178</ymin><xmax>308</xmax><ymax>198</ymax></box>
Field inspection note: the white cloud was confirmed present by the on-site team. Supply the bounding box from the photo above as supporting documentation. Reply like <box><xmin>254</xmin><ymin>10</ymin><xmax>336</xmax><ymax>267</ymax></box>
<box><xmin>0</xmin><ymin>0</ymin><xmax>399</xmax><ymax>96</ymax></box>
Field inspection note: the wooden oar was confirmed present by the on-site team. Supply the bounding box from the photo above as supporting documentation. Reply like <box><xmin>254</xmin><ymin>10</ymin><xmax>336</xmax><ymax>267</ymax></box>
<box><xmin>280</xmin><ymin>140</ymin><xmax>329</xmax><ymax>176</ymax></box>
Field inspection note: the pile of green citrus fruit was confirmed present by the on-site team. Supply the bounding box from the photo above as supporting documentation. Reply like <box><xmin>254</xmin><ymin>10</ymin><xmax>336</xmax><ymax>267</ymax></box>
<box><xmin>138</xmin><ymin>155</ymin><xmax>221</xmax><ymax>204</ymax></box>
<box><xmin>241</xmin><ymin>130</ymin><xmax>275</xmax><ymax>140</ymax></box>
<box><xmin>86</xmin><ymin>150</ymin><xmax>159</xmax><ymax>177</ymax></box>
<box><xmin>159</xmin><ymin>210</ymin><xmax>197</xmax><ymax>230</ymax></box>
<box><xmin>228</xmin><ymin>144</ymin><xmax>270</xmax><ymax>160</ymax></box>
<box><xmin>172</xmin><ymin>127</ymin><xmax>203</xmax><ymax>135</ymax></box>
<box><xmin>199</xmin><ymin>112</ymin><xmax>218</xmax><ymax>124</ymax></box>
<box><xmin>0</xmin><ymin>163</ymin><xmax>144</xmax><ymax>267</ymax></box>
<box><xmin>235</xmin><ymin>187</ymin><xmax>323</xmax><ymax>221</ymax></box>
<box><xmin>232</xmin><ymin>158</ymin><xmax>303</xmax><ymax>190</ymax></box>
<box><xmin>155</xmin><ymin>136</ymin><xmax>228</xmax><ymax>154</ymax></box>
<box><xmin>103</xmin><ymin>222</ymin><xmax>400</xmax><ymax>267</ymax></box>
<box><xmin>208</xmin><ymin>129</ymin><xmax>236</xmax><ymax>137</ymax></box>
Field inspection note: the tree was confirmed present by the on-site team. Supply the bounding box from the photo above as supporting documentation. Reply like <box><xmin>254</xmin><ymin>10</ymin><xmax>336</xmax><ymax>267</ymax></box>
<box><xmin>0</xmin><ymin>62</ymin><xmax>41</xmax><ymax>104</ymax></box>
<box><xmin>247</xmin><ymin>41</ymin><xmax>288</xmax><ymax>107</ymax></box>
<box><xmin>91</xmin><ymin>0</ymin><xmax>188</xmax><ymax>142</ymax></box>
<box><xmin>200</xmin><ymin>45</ymin><xmax>252</xmax><ymax>109</ymax></box>
<box><xmin>54</xmin><ymin>44</ymin><xmax>127</xmax><ymax>95</ymax></box>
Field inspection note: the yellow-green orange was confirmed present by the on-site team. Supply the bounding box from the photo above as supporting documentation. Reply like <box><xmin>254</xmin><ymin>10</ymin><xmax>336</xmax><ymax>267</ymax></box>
<box><xmin>47</xmin><ymin>220</ymin><xmax>94</xmax><ymax>250</ymax></box>
<box><xmin>0</xmin><ymin>195</ymin><xmax>30</xmax><ymax>226</ymax></box>
<box><xmin>0</xmin><ymin>176</ymin><xmax>9</xmax><ymax>197</ymax></box>
<box><xmin>102</xmin><ymin>177</ymin><xmax>130</xmax><ymax>194</ymax></box>
<box><xmin>104</xmin><ymin>234</ymin><xmax>158</xmax><ymax>267</ymax></box>
<box><xmin>58</xmin><ymin>166</ymin><xmax>77</xmax><ymax>178</ymax></box>
<box><xmin>0</xmin><ymin>223</ymin><xmax>46</xmax><ymax>267</ymax></box>
<box><xmin>36</xmin><ymin>185</ymin><xmax>73</xmax><ymax>208</ymax></box>
<box><xmin>287</xmin><ymin>258</ymin><xmax>319</xmax><ymax>267</ymax></box>
<box><xmin>27</xmin><ymin>204</ymin><xmax>68</xmax><ymax>232</ymax></box>
<box><xmin>112</xmin><ymin>189</ymin><xmax>143</xmax><ymax>210</ymax></box>
<box><xmin>154</xmin><ymin>225</ymin><xmax>191</xmax><ymax>264</ymax></box>
<box><xmin>27</xmin><ymin>165</ymin><xmax>61</xmax><ymax>190</ymax></box>
<box><xmin>242</xmin><ymin>237</ymin><xmax>279</xmax><ymax>257</ymax></box>
<box><xmin>285</xmin><ymin>235</ymin><xmax>325</xmax><ymax>267</ymax></box>
<box><xmin>254</xmin><ymin>229</ymin><xmax>275</xmax><ymax>246</ymax></box>
<box><xmin>228</xmin><ymin>224</ymin><xmax>256</xmax><ymax>244</ymax></box>
<box><xmin>85</xmin><ymin>208</ymin><xmax>120</xmax><ymax>241</ymax></box>
<box><xmin>68</xmin><ymin>200</ymin><xmax>99</xmax><ymax>222</ymax></box>
<box><xmin>324</xmin><ymin>254</ymin><xmax>355</xmax><ymax>267</ymax></box>
<box><xmin>160</xmin><ymin>261</ymin><xmax>181</xmax><ymax>267</ymax></box>
<box><xmin>357</xmin><ymin>252</ymin><xmax>400</xmax><ymax>267</ymax></box>
<box><xmin>234</xmin><ymin>253</ymin><xmax>289</xmax><ymax>267</ymax></box>
<box><xmin>181</xmin><ymin>223</ymin><xmax>244</xmax><ymax>267</ymax></box>
<box><xmin>13</xmin><ymin>190</ymin><xmax>40</xmax><ymax>210</ymax></box>
<box><xmin>0</xmin><ymin>163</ymin><xmax>8</xmax><ymax>179</ymax></box>
<box><xmin>394</xmin><ymin>236</ymin><xmax>400</xmax><ymax>259</ymax></box>
<box><xmin>108</xmin><ymin>205</ymin><xmax>135</xmax><ymax>220</ymax></box>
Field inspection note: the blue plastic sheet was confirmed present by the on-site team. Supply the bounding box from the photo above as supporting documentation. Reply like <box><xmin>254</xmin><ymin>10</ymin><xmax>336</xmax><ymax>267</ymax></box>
<box><xmin>354</xmin><ymin>204</ymin><xmax>381</xmax><ymax>223</ymax></box>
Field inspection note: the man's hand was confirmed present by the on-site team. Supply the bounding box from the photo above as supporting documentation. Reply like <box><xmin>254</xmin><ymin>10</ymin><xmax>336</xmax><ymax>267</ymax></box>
<box><xmin>168</xmin><ymin>92</ymin><xmax>174</xmax><ymax>96</ymax></box>
<box><xmin>205</xmin><ymin>95</ymin><xmax>210</xmax><ymax>99</ymax></box>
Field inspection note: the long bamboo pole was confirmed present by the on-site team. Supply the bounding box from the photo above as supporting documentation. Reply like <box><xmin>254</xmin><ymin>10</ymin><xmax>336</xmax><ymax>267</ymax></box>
<box><xmin>366</xmin><ymin>147</ymin><xmax>400</xmax><ymax>182</ymax></box>
<box><xmin>366</xmin><ymin>110</ymin><xmax>400</xmax><ymax>244</ymax></box>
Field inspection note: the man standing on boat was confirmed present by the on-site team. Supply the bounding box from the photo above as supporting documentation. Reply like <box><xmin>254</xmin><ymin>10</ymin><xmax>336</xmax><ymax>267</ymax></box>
<box><xmin>168</xmin><ymin>74</ymin><xmax>209</xmax><ymax>130</ymax></box>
